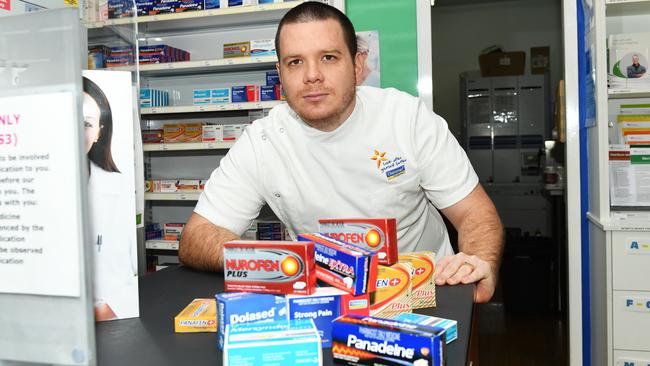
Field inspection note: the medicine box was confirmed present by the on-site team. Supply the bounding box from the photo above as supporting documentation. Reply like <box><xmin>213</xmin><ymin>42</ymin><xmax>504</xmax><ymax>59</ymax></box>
<box><xmin>222</xmin><ymin>124</ymin><xmax>244</xmax><ymax>141</ymax></box>
<box><xmin>260</xmin><ymin>85</ymin><xmax>279</xmax><ymax>101</ymax></box>
<box><xmin>183</xmin><ymin>123</ymin><xmax>203</xmax><ymax>143</ymax></box>
<box><xmin>211</xmin><ymin>88</ymin><xmax>231</xmax><ymax>104</ymax></box>
<box><xmin>193</xmin><ymin>89</ymin><xmax>211</xmax><ymax>105</ymax></box>
<box><xmin>224</xmin><ymin>0</ymin><xmax>256</xmax><ymax>7</ymax></box>
<box><xmin>398</xmin><ymin>251</ymin><xmax>437</xmax><ymax>309</ymax></box>
<box><xmin>142</xmin><ymin>129</ymin><xmax>164</xmax><ymax>144</ymax></box>
<box><xmin>87</xmin><ymin>45</ymin><xmax>111</xmax><ymax>69</ymax></box>
<box><xmin>174</xmin><ymin>298</ymin><xmax>217</xmax><ymax>333</ymax></box>
<box><xmin>266</xmin><ymin>70</ymin><xmax>280</xmax><ymax>86</ymax></box>
<box><xmin>319</xmin><ymin>218</ymin><xmax>399</xmax><ymax>265</ymax></box>
<box><xmin>370</xmin><ymin>262</ymin><xmax>413</xmax><ymax>318</ymax></box>
<box><xmin>202</xmin><ymin>125</ymin><xmax>223</xmax><ymax>143</ymax></box>
<box><xmin>223</xmin><ymin>319</ymin><xmax>322</xmax><ymax>366</ymax></box>
<box><xmin>163</xmin><ymin>124</ymin><xmax>185</xmax><ymax>143</ymax></box>
<box><xmin>223</xmin><ymin>41</ymin><xmax>250</xmax><ymax>58</ymax></box>
<box><xmin>164</xmin><ymin>223</ymin><xmax>184</xmax><ymax>241</ymax></box>
<box><xmin>391</xmin><ymin>313</ymin><xmax>458</xmax><ymax>344</ymax></box>
<box><xmin>250</xmin><ymin>39</ymin><xmax>276</xmax><ymax>57</ymax></box>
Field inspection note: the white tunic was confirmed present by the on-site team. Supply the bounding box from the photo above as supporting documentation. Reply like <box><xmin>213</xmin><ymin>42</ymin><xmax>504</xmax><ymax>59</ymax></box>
<box><xmin>195</xmin><ymin>86</ymin><xmax>478</xmax><ymax>257</ymax></box>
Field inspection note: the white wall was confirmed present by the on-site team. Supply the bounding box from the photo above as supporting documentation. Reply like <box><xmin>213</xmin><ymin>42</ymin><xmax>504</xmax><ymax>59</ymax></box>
<box><xmin>431</xmin><ymin>0</ymin><xmax>563</xmax><ymax>137</ymax></box>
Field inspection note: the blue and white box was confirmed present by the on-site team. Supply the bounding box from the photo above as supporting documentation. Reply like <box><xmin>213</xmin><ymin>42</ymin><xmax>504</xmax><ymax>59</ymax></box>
<box><xmin>266</xmin><ymin>70</ymin><xmax>280</xmax><ymax>86</ymax></box>
<box><xmin>193</xmin><ymin>89</ymin><xmax>211</xmax><ymax>105</ymax></box>
<box><xmin>226</xmin><ymin>0</ymin><xmax>255</xmax><ymax>7</ymax></box>
<box><xmin>140</xmin><ymin>88</ymin><xmax>153</xmax><ymax>108</ymax></box>
<box><xmin>392</xmin><ymin>313</ymin><xmax>458</xmax><ymax>344</ymax></box>
<box><xmin>211</xmin><ymin>88</ymin><xmax>231</xmax><ymax>104</ymax></box>
<box><xmin>259</xmin><ymin>0</ymin><xmax>282</xmax><ymax>3</ymax></box>
<box><xmin>223</xmin><ymin>319</ymin><xmax>322</xmax><ymax>366</ymax></box>
<box><xmin>216</xmin><ymin>292</ymin><xmax>287</xmax><ymax>349</ymax></box>
<box><xmin>250</xmin><ymin>39</ymin><xmax>276</xmax><ymax>57</ymax></box>
<box><xmin>204</xmin><ymin>0</ymin><xmax>220</xmax><ymax>9</ymax></box>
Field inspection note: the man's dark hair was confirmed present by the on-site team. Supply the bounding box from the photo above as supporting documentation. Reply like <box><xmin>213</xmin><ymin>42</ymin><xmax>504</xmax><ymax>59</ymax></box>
<box><xmin>275</xmin><ymin>2</ymin><xmax>357</xmax><ymax>62</ymax></box>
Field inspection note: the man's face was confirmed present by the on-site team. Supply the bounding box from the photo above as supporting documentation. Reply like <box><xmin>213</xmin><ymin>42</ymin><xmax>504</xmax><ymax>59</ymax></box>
<box><xmin>633</xmin><ymin>55</ymin><xmax>640</xmax><ymax>65</ymax></box>
<box><xmin>276</xmin><ymin>19</ymin><xmax>363</xmax><ymax>131</ymax></box>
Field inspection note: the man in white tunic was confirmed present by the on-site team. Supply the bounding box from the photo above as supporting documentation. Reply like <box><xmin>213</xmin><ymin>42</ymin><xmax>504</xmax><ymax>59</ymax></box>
<box><xmin>180</xmin><ymin>2</ymin><xmax>503</xmax><ymax>303</ymax></box>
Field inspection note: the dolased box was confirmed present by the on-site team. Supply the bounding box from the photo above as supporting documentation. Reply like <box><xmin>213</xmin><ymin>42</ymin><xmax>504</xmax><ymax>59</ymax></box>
<box><xmin>297</xmin><ymin>233</ymin><xmax>378</xmax><ymax>296</ymax></box>
<box><xmin>174</xmin><ymin>298</ymin><xmax>217</xmax><ymax>333</ymax></box>
<box><xmin>223</xmin><ymin>240</ymin><xmax>317</xmax><ymax>295</ymax></box>
<box><xmin>216</xmin><ymin>292</ymin><xmax>287</xmax><ymax>349</ymax></box>
<box><xmin>370</xmin><ymin>262</ymin><xmax>413</xmax><ymax>318</ymax></box>
<box><xmin>223</xmin><ymin>319</ymin><xmax>322</xmax><ymax>366</ymax></box>
<box><xmin>331</xmin><ymin>315</ymin><xmax>445</xmax><ymax>366</ymax></box>
<box><xmin>286</xmin><ymin>287</ymin><xmax>369</xmax><ymax>348</ymax></box>
<box><xmin>319</xmin><ymin>218</ymin><xmax>399</xmax><ymax>265</ymax></box>
<box><xmin>398</xmin><ymin>251</ymin><xmax>437</xmax><ymax>309</ymax></box>
<box><xmin>392</xmin><ymin>313</ymin><xmax>457</xmax><ymax>344</ymax></box>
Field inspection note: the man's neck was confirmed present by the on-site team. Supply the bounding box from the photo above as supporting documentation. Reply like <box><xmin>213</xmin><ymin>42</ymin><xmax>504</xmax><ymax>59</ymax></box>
<box><xmin>301</xmin><ymin>98</ymin><xmax>357</xmax><ymax>133</ymax></box>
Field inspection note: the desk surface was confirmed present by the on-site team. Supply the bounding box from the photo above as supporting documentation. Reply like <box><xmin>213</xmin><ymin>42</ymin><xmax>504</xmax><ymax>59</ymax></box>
<box><xmin>97</xmin><ymin>266</ymin><xmax>474</xmax><ymax>365</ymax></box>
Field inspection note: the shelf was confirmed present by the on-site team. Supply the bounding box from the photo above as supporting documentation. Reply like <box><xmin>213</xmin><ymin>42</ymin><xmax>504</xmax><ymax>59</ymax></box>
<box><xmin>608</xmin><ymin>89</ymin><xmax>650</xmax><ymax>99</ymax></box>
<box><xmin>143</xmin><ymin>141</ymin><xmax>235</xmax><ymax>151</ymax></box>
<box><xmin>141</xmin><ymin>100</ymin><xmax>282</xmax><ymax>114</ymax></box>
<box><xmin>144</xmin><ymin>192</ymin><xmax>202</xmax><ymax>200</ymax></box>
<box><xmin>85</xmin><ymin>2</ymin><xmax>300</xmax><ymax>33</ymax></box>
<box><xmin>606</xmin><ymin>0</ymin><xmax>650</xmax><ymax>16</ymax></box>
<box><xmin>146</xmin><ymin>239</ymin><xmax>179</xmax><ymax>250</ymax></box>
<box><xmin>107</xmin><ymin>55</ymin><xmax>277</xmax><ymax>77</ymax></box>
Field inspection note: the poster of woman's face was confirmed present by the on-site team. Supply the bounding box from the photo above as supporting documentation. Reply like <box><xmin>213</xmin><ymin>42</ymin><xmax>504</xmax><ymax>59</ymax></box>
<box><xmin>82</xmin><ymin>70</ymin><xmax>139</xmax><ymax>322</ymax></box>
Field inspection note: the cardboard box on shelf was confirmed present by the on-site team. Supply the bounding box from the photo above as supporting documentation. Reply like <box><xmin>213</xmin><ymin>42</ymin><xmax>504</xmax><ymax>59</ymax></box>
<box><xmin>479</xmin><ymin>51</ymin><xmax>525</xmax><ymax>77</ymax></box>
<box><xmin>531</xmin><ymin>46</ymin><xmax>550</xmax><ymax>75</ymax></box>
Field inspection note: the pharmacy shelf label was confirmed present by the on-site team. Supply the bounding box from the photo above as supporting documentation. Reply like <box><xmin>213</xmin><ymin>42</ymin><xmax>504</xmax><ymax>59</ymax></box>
<box><xmin>0</xmin><ymin>92</ymin><xmax>81</xmax><ymax>297</ymax></box>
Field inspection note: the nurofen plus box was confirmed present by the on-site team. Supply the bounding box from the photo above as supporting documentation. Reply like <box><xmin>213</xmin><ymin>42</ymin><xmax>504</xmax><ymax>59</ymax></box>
<box><xmin>222</xmin><ymin>124</ymin><xmax>244</xmax><ymax>141</ymax></box>
<box><xmin>319</xmin><ymin>218</ymin><xmax>399</xmax><ymax>265</ymax></box>
<box><xmin>223</xmin><ymin>319</ymin><xmax>322</xmax><ymax>366</ymax></box>
<box><xmin>202</xmin><ymin>125</ymin><xmax>223</xmax><ymax>142</ymax></box>
<box><xmin>216</xmin><ymin>292</ymin><xmax>287</xmax><ymax>349</ymax></box>
<box><xmin>193</xmin><ymin>89</ymin><xmax>211</xmax><ymax>105</ymax></box>
<box><xmin>371</xmin><ymin>262</ymin><xmax>413</xmax><ymax>318</ymax></box>
<box><xmin>223</xmin><ymin>41</ymin><xmax>250</xmax><ymax>58</ymax></box>
<box><xmin>174</xmin><ymin>298</ymin><xmax>217</xmax><ymax>333</ymax></box>
<box><xmin>392</xmin><ymin>313</ymin><xmax>457</xmax><ymax>344</ymax></box>
<box><xmin>331</xmin><ymin>315</ymin><xmax>445</xmax><ymax>366</ymax></box>
<box><xmin>163</xmin><ymin>124</ymin><xmax>185</xmax><ymax>143</ymax></box>
<box><xmin>298</xmin><ymin>233</ymin><xmax>378</xmax><ymax>296</ymax></box>
<box><xmin>286</xmin><ymin>287</ymin><xmax>369</xmax><ymax>348</ymax></box>
<box><xmin>398</xmin><ymin>251</ymin><xmax>437</xmax><ymax>309</ymax></box>
<box><xmin>223</xmin><ymin>240</ymin><xmax>317</xmax><ymax>295</ymax></box>
<box><xmin>250</xmin><ymin>39</ymin><xmax>276</xmax><ymax>57</ymax></box>
<box><xmin>183</xmin><ymin>123</ymin><xmax>203</xmax><ymax>143</ymax></box>
<box><xmin>211</xmin><ymin>88</ymin><xmax>230</xmax><ymax>104</ymax></box>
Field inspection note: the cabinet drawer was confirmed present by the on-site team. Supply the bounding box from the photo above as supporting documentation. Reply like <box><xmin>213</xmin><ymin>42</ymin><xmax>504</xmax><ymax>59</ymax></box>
<box><xmin>612</xmin><ymin>232</ymin><xmax>650</xmax><ymax>291</ymax></box>
<box><xmin>613</xmin><ymin>291</ymin><xmax>650</xmax><ymax>351</ymax></box>
<box><xmin>614</xmin><ymin>350</ymin><xmax>650</xmax><ymax>366</ymax></box>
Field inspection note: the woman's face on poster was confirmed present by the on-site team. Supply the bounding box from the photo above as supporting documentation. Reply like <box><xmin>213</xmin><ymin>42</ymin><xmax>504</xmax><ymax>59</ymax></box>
<box><xmin>83</xmin><ymin>92</ymin><xmax>101</xmax><ymax>154</ymax></box>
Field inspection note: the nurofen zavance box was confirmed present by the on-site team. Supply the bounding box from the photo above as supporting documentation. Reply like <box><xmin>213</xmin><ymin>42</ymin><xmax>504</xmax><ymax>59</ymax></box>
<box><xmin>297</xmin><ymin>233</ymin><xmax>378</xmax><ymax>296</ymax></box>
<box><xmin>398</xmin><ymin>251</ymin><xmax>437</xmax><ymax>309</ymax></box>
<box><xmin>174</xmin><ymin>298</ymin><xmax>217</xmax><ymax>333</ymax></box>
<box><xmin>223</xmin><ymin>240</ymin><xmax>317</xmax><ymax>295</ymax></box>
<box><xmin>608</xmin><ymin>33</ymin><xmax>650</xmax><ymax>91</ymax></box>
<box><xmin>391</xmin><ymin>313</ymin><xmax>458</xmax><ymax>344</ymax></box>
<box><xmin>331</xmin><ymin>315</ymin><xmax>445</xmax><ymax>366</ymax></box>
<box><xmin>319</xmin><ymin>218</ymin><xmax>399</xmax><ymax>265</ymax></box>
<box><xmin>286</xmin><ymin>287</ymin><xmax>370</xmax><ymax>348</ymax></box>
<box><xmin>223</xmin><ymin>319</ymin><xmax>322</xmax><ymax>366</ymax></box>
<box><xmin>370</xmin><ymin>262</ymin><xmax>413</xmax><ymax>318</ymax></box>
<box><xmin>216</xmin><ymin>292</ymin><xmax>287</xmax><ymax>349</ymax></box>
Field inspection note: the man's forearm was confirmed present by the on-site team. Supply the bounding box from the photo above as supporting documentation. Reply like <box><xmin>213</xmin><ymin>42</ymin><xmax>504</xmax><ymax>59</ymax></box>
<box><xmin>457</xmin><ymin>204</ymin><xmax>504</xmax><ymax>275</ymax></box>
<box><xmin>178</xmin><ymin>213</ymin><xmax>239</xmax><ymax>272</ymax></box>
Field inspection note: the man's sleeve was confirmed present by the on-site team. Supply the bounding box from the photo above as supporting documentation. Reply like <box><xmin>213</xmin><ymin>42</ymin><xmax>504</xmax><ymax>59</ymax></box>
<box><xmin>194</xmin><ymin>128</ymin><xmax>265</xmax><ymax>235</ymax></box>
<box><xmin>413</xmin><ymin>100</ymin><xmax>479</xmax><ymax>209</ymax></box>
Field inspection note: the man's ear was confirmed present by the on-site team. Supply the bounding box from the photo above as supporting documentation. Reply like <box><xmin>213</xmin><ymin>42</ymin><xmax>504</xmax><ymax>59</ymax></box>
<box><xmin>354</xmin><ymin>52</ymin><xmax>364</xmax><ymax>84</ymax></box>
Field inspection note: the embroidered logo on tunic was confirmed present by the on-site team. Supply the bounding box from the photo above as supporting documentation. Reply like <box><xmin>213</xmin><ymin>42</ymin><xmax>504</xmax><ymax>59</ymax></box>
<box><xmin>371</xmin><ymin>149</ymin><xmax>407</xmax><ymax>181</ymax></box>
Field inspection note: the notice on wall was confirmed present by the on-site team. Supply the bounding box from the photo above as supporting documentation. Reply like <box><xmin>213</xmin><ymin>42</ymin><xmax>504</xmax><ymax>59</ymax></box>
<box><xmin>0</xmin><ymin>92</ymin><xmax>82</xmax><ymax>297</ymax></box>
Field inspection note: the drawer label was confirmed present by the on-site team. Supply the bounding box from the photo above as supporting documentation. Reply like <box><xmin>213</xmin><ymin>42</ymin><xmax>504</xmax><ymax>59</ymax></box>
<box><xmin>623</xmin><ymin>296</ymin><xmax>650</xmax><ymax>313</ymax></box>
<box><xmin>626</xmin><ymin>239</ymin><xmax>650</xmax><ymax>255</ymax></box>
<box><xmin>616</xmin><ymin>358</ymin><xmax>650</xmax><ymax>366</ymax></box>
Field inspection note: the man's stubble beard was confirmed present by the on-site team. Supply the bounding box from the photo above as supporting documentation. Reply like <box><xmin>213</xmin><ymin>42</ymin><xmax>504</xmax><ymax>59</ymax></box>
<box><xmin>288</xmin><ymin>81</ymin><xmax>357</xmax><ymax>132</ymax></box>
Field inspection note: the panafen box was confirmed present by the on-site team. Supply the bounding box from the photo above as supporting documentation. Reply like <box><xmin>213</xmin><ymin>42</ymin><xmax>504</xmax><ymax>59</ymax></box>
<box><xmin>216</xmin><ymin>292</ymin><xmax>287</xmax><ymax>349</ymax></box>
<box><xmin>174</xmin><ymin>298</ymin><xmax>217</xmax><ymax>333</ymax></box>
<box><xmin>331</xmin><ymin>315</ymin><xmax>445</xmax><ymax>366</ymax></box>
<box><xmin>392</xmin><ymin>313</ymin><xmax>458</xmax><ymax>344</ymax></box>
<box><xmin>223</xmin><ymin>240</ymin><xmax>316</xmax><ymax>295</ymax></box>
<box><xmin>398</xmin><ymin>251</ymin><xmax>437</xmax><ymax>309</ymax></box>
<box><xmin>298</xmin><ymin>233</ymin><xmax>378</xmax><ymax>296</ymax></box>
<box><xmin>319</xmin><ymin>218</ymin><xmax>399</xmax><ymax>265</ymax></box>
<box><xmin>286</xmin><ymin>287</ymin><xmax>369</xmax><ymax>348</ymax></box>
<box><xmin>370</xmin><ymin>262</ymin><xmax>413</xmax><ymax>318</ymax></box>
<box><xmin>223</xmin><ymin>319</ymin><xmax>322</xmax><ymax>366</ymax></box>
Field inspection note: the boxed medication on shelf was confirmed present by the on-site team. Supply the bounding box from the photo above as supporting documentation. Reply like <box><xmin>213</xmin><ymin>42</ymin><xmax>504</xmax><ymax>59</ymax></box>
<box><xmin>175</xmin><ymin>0</ymin><xmax>204</xmax><ymax>12</ymax></box>
<box><xmin>266</xmin><ymin>70</ymin><xmax>280</xmax><ymax>86</ymax></box>
<box><xmin>87</xmin><ymin>45</ymin><xmax>111</xmax><ymax>69</ymax></box>
<box><xmin>139</xmin><ymin>44</ymin><xmax>190</xmax><ymax>64</ymax></box>
<box><xmin>135</xmin><ymin>0</ymin><xmax>154</xmax><ymax>16</ymax></box>
<box><xmin>224</xmin><ymin>0</ymin><xmax>256</xmax><ymax>7</ymax></box>
<box><xmin>331</xmin><ymin>315</ymin><xmax>445</xmax><ymax>366</ymax></box>
<box><xmin>391</xmin><ymin>313</ymin><xmax>457</xmax><ymax>344</ymax></box>
<box><xmin>175</xmin><ymin>179</ymin><xmax>202</xmax><ymax>190</ymax></box>
<box><xmin>398</xmin><ymin>252</ymin><xmax>437</xmax><ymax>309</ymax></box>
<box><xmin>193</xmin><ymin>89</ymin><xmax>211</xmax><ymax>105</ymax></box>
<box><xmin>211</xmin><ymin>88</ymin><xmax>231</xmax><ymax>104</ymax></box>
<box><xmin>163</xmin><ymin>124</ymin><xmax>185</xmax><ymax>143</ymax></box>
<box><xmin>107</xmin><ymin>0</ymin><xmax>133</xmax><ymax>18</ymax></box>
<box><xmin>223</xmin><ymin>41</ymin><xmax>250</xmax><ymax>58</ymax></box>
<box><xmin>205</xmin><ymin>0</ymin><xmax>221</xmax><ymax>9</ymax></box>
<box><xmin>260</xmin><ymin>85</ymin><xmax>279</xmax><ymax>101</ymax></box>
<box><xmin>250</xmin><ymin>39</ymin><xmax>276</xmax><ymax>57</ymax></box>
<box><xmin>257</xmin><ymin>220</ymin><xmax>284</xmax><ymax>240</ymax></box>
<box><xmin>608</xmin><ymin>33</ymin><xmax>650</xmax><ymax>91</ymax></box>
<box><xmin>105</xmin><ymin>55</ymin><xmax>133</xmax><ymax>68</ymax></box>
<box><xmin>174</xmin><ymin>298</ymin><xmax>217</xmax><ymax>333</ymax></box>
<box><xmin>142</xmin><ymin>129</ymin><xmax>164</xmax><ymax>144</ymax></box>
<box><xmin>202</xmin><ymin>125</ymin><xmax>224</xmax><ymax>142</ymax></box>
<box><xmin>154</xmin><ymin>179</ymin><xmax>179</xmax><ymax>192</ymax></box>
<box><xmin>319</xmin><ymin>218</ymin><xmax>399</xmax><ymax>265</ymax></box>
<box><xmin>286</xmin><ymin>287</ymin><xmax>369</xmax><ymax>347</ymax></box>
<box><xmin>184</xmin><ymin>123</ymin><xmax>203</xmax><ymax>143</ymax></box>
<box><xmin>164</xmin><ymin>223</ymin><xmax>184</xmax><ymax>241</ymax></box>
<box><xmin>370</xmin><ymin>262</ymin><xmax>413</xmax><ymax>318</ymax></box>
<box><xmin>216</xmin><ymin>292</ymin><xmax>287</xmax><ymax>349</ymax></box>
<box><xmin>223</xmin><ymin>240</ymin><xmax>317</xmax><ymax>295</ymax></box>
<box><xmin>223</xmin><ymin>319</ymin><xmax>321</xmax><ymax>366</ymax></box>
<box><xmin>222</xmin><ymin>124</ymin><xmax>244</xmax><ymax>141</ymax></box>
<box><xmin>298</xmin><ymin>233</ymin><xmax>378</xmax><ymax>296</ymax></box>
<box><xmin>231</xmin><ymin>85</ymin><xmax>259</xmax><ymax>103</ymax></box>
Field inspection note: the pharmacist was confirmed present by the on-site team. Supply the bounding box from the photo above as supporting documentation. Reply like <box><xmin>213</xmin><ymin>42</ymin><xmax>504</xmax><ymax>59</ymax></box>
<box><xmin>180</xmin><ymin>2</ymin><xmax>504</xmax><ymax>303</ymax></box>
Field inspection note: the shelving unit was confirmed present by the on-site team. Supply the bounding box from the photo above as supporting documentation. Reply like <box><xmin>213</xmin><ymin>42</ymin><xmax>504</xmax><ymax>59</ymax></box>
<box><xmin>105</xmin><ymin>55</ymin><xmax>278</xmax><ymax>76</ymax></box>
<box><xmin>140</xmin><ymin>101</ymin><xmax>282</xmax><ymax>115</ymax></box>
<box><xmin>144</xmin><ymin>192</ymin><xmax>202</xmax><ymax>201</ymax></box>
<box><xmin>145</xmin><ymin>239</ymin><xmax>179</xmax><ymax>251</ymax></box>
<box><xmin>587</xmin><ymin>0</ymin><xmax>650</xmax><ymax>364</ymax></box>
<box><xmin>143</xmin><ymin>141</ymin><xmax>235</xmax><ymax>151</ymax></box>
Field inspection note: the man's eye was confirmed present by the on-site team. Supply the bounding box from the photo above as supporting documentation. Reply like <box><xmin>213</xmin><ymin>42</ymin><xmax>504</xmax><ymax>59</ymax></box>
<box><xmin>288</xmin><ymin>59</ymin><xmax>302</xmax><ymax>66</ymax></box>
<box><xmin>323</xmin><ymin>55</ymin><xmax>336</xmax><ymax>61</ymax></box>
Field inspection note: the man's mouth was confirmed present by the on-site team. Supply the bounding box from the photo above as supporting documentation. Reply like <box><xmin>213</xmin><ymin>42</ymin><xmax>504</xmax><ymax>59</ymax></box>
<box><xmin>303</xmin><ymin>92</ymin><xmax>328</xmax><ymax>102</ymax></box>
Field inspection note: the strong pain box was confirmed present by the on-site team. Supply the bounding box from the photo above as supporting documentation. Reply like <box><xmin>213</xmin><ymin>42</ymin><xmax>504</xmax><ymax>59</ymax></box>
<box><xmin>174</xmin><ymin>298</ymin><xmax>217</xmax><ymax>333</ymax></box>
<box><xmin>319</xmin><ymin>218</ymin><xmax>398</xmax><ymax>265</ymax></box>
<box><xmin>398</xmin><ymin>251</ymin><xmax>437</xmax><ymax>309</ymax></box>
<box><xmin>223</xmin><ymin>240</ymin><xmax>317</xmax><ymax>295</ymax></box>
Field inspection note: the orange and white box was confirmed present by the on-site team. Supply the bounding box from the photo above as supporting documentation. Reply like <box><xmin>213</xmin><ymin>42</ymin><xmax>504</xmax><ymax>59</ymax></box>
<box><xmin>176</xmin><ymin>179</ymin><xmax>202</xmax><ymax>191</ymax></box>
<box><xmin>163</xmin><ymin>124</ymin><xmax>185</xmax><ymax>143</ymax></box>
<box><xmin>174</xmin><ymin>298</ymin><xmax>217</xmax><ymax>333</ymax></box>
<box><xmin>156</xmin><ymin>179</ymin><xmax>179</xmax><ymax>193</ymax></box>
<box><xmin>370</xmin><ymin>262</ymin><xmax>413</xmax><ymax>318</ymax></box>
<box><xmin>184</xmin><ymin>123</ymin><xmax>204</xmax><ymax>143</ymax></box>
<box><xmin>398</xmin><ymin>251</ymin><xmax>437</xmax><ymax>309</ymax></box>
<box><xmin>202</xmin><ymin>125</ymin><xmax>223</xmax><ymax>142</ymax></box>
<box><xmin>164</xmin><ymin>223</ymin><xmax>185</xmax><ymax>241</ymax></box>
